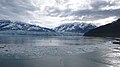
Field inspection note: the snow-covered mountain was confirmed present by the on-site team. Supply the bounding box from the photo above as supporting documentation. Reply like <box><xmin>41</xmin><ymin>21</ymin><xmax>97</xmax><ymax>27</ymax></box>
<box><xmin>0</xmin><ymin>20</ymin><xmax>97</xmax><ymax>36</ymax></box>
<box><xmin>0</xmin><ymin>20</ymin><xmax>55</xmax><ymax>32</ymax></box>
<box><xmin>54</xmin><ymin>22</ymin><xmax>97</xmax><ymax>33</ymax></box>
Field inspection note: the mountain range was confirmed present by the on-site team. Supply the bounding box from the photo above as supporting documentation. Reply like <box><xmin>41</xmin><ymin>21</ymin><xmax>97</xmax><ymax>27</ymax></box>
<box><xmin>54</xmin><ymin>22</ymin><xmax>97</xmax><ymax>33</ymax></box>
<box><xmin>84</xmin><ymin>18</ymin><xmax>120</xmax><ymax>37</ymax></box>
<box><xmin>0</xmin><ymin>20</ymin><xmax>55</xmax><ymax>32</ymax></box>
<box><xmin>0</xmin><ymin>19</ymin><xmax>119</xmax><ymax>37</ymax></box>
<box><xmin>0</xmin><ymin>20</ymin><xmax>97</xmax><ymax>35</ymax></box>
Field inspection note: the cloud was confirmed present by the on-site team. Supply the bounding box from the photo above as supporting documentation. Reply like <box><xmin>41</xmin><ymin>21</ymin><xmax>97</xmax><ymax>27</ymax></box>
<box><xmin>0</xmin><ymin>0</ymin><xmax>38</xmax><ymax>22</ymax></box>
<box><xmin>0</xmin><ymin>0</ymin><xmax>120</xmax><ymax>28</ymax></box>
<box><xmin>70</xmin><ymin>9</ymin><xmax>120</xmax><ymax>21</ymax></box>
<box><xmin>43</xmin><ymin>0</ymin><xmax>120</xmax><ymax>22</ymax></box>
<box><xmin>90</xmin><ymin>0</ymin><xmax>120</xmax><ymax>10</ymax></box>
<box><xmin>90</xmin><ymin>0</ymin><xmax>110</xmax><ymax>10</ymax></box>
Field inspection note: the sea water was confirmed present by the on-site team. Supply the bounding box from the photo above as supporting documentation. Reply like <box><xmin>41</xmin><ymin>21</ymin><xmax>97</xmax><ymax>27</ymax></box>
<box><xmin>0</xmin><ymin>35</ymin><xmax>119</xmax><ymax>67</ymax></box>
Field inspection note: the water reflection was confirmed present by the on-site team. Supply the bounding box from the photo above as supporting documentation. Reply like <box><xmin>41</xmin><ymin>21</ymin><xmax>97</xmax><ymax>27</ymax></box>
<box><xmin>0</xmin><ymin>35</ymin><xmax>118</xmax><ymax>67</ymax></box>
<box><xmin>0</xmin><ymin>35</ymin><xmax>111</xmax><ymax>46</ymax></box>
<box><xmin>0</xmin><ymin>48</ymin><xmax>120</xmax><ymax>67</ymax></box>
<box><xmin>80</xmin><ymin>48</ymin><xmax>120</xmax><ymax>67</ymax></box>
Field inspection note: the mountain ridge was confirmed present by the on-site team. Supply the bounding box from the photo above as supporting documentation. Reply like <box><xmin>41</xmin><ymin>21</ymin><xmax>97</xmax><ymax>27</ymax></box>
<box><xmin>54</xmin><ymin>22</ymin><xmax>97</xmax><ymax>33</ymax></box>
<box><xmin>0</xmin><ymin>20</ymin><xmax>55</xmax><ymax>32</ymax></box>
<box><xmin>84</xmin><ymin>18</ymin><xmax>120</xmax><ymax>37</ymax></box>
<box><xmin>0</xmin><ymin>20</ymin><xmax>98</xmax><ymax>36</ymax></box>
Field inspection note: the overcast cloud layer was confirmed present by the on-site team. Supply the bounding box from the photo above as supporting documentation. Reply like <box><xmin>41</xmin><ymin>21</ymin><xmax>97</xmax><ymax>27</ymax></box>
<box><xmin>0</xmin><ymin>0</ymin><xmax>120</xmax><ymax>28</ymax></box>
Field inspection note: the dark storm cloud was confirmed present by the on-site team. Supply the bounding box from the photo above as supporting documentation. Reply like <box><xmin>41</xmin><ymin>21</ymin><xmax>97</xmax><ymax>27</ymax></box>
<box><xmin>45</xmin><ymin>6</ymin><xmax>72</xmax><ymax>17</ymax></box>
<box><xmin>45</xmin><ymin>7</ymin><xmax>62</xmax><ymax>16</ymax></box>
<box><xmin>0</xmin><ymin>0</ymin><xmax>38</xmax><ymax>21</ymax></box>
<box><xmin>70</xmin><ymin>9</ymin><xmax>120</xmax><ymax>21</ymax></box>
<box><xmin>45</xmin><ymin>0</ymin><xmax>120</xmax><ymax>21</ymax></box>
<box><xmin>0</xmin><ymin>0</ymin><xmax>120</xmax><ymax>23</ymax></box>
<box><xmin>90</xmin><ymin>0</ymin><xmax>120</xmax><ymax>10</ymax></box>
<box><xmin>45</xmin><ymin>6</ymin><xmax>120</xmax><ymax>21</ymax></box>
<box><xmin>55</xmin><ymin>0</ymin><xmax>68</xmax><ymax>4</ymax></box>
<box><xmin>90</xmin><ymin>0</ymin><xmax>110</xmax><ymax>10</ymax></box>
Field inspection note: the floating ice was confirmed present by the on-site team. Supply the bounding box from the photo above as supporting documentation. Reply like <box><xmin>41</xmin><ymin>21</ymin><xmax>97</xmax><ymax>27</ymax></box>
<box><xmin>0</xmin><ymin>41</ymin><xmax>119</xmax><ymax>59</ymax></box>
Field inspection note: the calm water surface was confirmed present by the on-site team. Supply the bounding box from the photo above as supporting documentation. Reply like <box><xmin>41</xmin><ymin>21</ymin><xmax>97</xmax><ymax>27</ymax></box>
<box><xmin>0</xmin><ymin>35</ymin><xmax>119</xmax><ymax>67</ymax></box>
<box><xmin>0</xmin><ymin>35</ymin><xmax>111</xmax><ymax>46</ymax></box>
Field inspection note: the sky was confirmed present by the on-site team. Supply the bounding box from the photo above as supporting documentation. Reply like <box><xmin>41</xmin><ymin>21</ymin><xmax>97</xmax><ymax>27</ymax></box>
<box><xmin>0</xmin><ymin>0</ymin><xmax>120</xmax><ymax>28</ymax></box>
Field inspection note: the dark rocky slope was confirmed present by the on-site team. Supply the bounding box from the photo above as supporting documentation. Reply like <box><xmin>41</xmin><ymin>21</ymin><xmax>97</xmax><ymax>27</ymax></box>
<box><xmin>84</xmin><ymin>18</ymin><xmax>120</xmax><ymax>37</ymax></box>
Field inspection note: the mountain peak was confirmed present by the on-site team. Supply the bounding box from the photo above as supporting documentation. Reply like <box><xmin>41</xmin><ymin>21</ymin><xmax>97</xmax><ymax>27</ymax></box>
<box><xmin>0</xmin><ymin>20</ymin><xmax>55</xmax><ymax>32</ymax></box>
<box><xmin>54</xmin><ymin>22</ymin><xmax>97</xmax><ymax>33</ymax></box>
<box><xmin>113</xmin><ymin>18</ymin><xmax>120</xmax><ymax>24</ymax></box>
<box><xmin>116</xmin><ymin>18</ymin><xmax>120</xmax><ymax>22</ymax></box>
